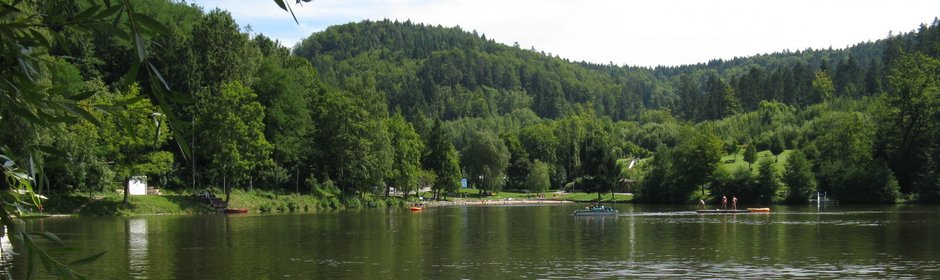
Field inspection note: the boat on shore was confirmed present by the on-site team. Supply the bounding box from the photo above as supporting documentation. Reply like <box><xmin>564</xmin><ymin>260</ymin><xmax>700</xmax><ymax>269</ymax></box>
<box><xmin>223</xmin><ymin>208</ymin><xmax>249</xmax><ymax>214</ymax></box>
<box><xmin>573</xmin><ymin>205</ymin><xmax>618</xmax><ymax>216</ymax></box>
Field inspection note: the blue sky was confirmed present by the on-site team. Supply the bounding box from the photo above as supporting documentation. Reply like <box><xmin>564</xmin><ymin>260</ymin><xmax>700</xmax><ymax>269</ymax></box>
<box><xmin>189</xmin><ymin>0</ymin><xmax>940</xmax><ymax>67</ymax></box>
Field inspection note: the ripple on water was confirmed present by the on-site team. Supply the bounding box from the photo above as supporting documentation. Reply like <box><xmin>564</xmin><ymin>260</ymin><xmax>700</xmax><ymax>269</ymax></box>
<box><xmin>424</xmin><ymin>256</ymin><xmax>939</xmax><ymax>279</ymax></box>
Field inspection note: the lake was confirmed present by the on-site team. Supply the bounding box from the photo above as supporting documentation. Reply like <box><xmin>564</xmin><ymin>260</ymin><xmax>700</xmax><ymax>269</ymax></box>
<box><xmin>4</xmin><ymin>204</ymin><xmax>940</xmax><ymax>279</ymax></box>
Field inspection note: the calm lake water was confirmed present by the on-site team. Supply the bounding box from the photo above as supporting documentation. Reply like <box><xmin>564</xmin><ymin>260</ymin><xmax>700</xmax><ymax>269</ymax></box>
<box><xmin>4</xmin><ymin>204</ymin><xmax>940</xmax><ymax>279</ymax></box>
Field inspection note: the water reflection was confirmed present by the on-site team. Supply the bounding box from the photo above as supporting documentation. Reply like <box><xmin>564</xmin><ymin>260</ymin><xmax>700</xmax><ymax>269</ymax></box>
<box><xmin>1</xmin><ymin>225</ymin><xmax>12</xmax><ymax>278</ymax></box>
<box><xmin>127</xmin><ymin>218</ymin><xmax>148</xmax><ymax>279</ymax></box>
<box><xmin>12</xmin><ymin>205</ymin><xmax>940</xmax><ymax>279</ymax></box>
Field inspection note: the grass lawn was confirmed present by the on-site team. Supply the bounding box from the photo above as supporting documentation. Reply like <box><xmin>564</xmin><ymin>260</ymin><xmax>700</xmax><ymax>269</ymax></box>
<box><xmin>47</xmin><ymin>190</ymin><xmax>212</xmax><ymax>216</ymax></box>
<box><xmin>447</xmin><ymin>188</ymin><xmax>633</xmax><ymax>203</ymax></box>
<box><xmin>448</xmin><ymin>188</ymin><xmax>533</xmax><ymax>200</ymax></box>
<box><xmin>558</xmin><ymin>192</ymin><xmax>633</xmax><ymax>203</ymax></box>
<box><xmin>720</xmin><ymin>149</ymin><xmax>792</xmax><ymax>174</ymax></box>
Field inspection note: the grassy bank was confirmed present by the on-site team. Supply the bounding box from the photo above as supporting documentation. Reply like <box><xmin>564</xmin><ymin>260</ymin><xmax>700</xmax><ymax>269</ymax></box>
<box><xmin>450</xmin><ymin>188</ymin><xmax>633</xmax><ymax>203</ymax></box>
<box><xmin>42</xmin><ymin>191</ymin><xmax>211</xmax><ymax>216</ymax></box>
<box><xmin>558</xmin><ymin>192</ymin><xmax>634</xmax><ymax>203</ymax></box>
<box><xmin>39</xmin><ymin>188</ymin><xmax>628</xmax><ymax>216</ymax></box>
<box><xmin>41</xmin><ymin>189</ymin><xmax>418</xmax><ymax>216</ymax></box>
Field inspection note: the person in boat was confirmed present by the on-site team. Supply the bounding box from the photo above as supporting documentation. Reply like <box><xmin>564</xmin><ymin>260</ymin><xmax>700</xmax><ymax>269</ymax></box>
<box><xmin>732</xmin><ymin>196</ymin><xmax>738</xmax><ymax>210</ymax></box>
<box><xmin>721</xmin><ymin>195</ymin><xmax>728</xmax><ymax>210</ymax></box>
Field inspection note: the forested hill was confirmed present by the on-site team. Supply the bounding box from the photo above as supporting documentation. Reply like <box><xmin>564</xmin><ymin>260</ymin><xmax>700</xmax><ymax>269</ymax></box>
<box><xmin>294</xmin><ymin>19</ymin><xmax>938</xmax><ymax>122</ymax></box>
<box><xmin>293</xmin><ymin>20</ymin><xmax>672</xmax><ymax>121</ymax></box>
<box><xmin>4</xmin><ymin>0</ymin><xmax>938</xmax><ymax>207</ymax></box>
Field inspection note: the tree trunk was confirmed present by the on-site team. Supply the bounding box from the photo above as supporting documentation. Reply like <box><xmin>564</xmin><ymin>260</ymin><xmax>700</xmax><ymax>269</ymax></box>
<box><xmin>123</xmin><ymin>177</ymin><xmax>130</xmax><ymax>204</ymax></box>
<box><xmin>224</xmin><ymin>173</ymin><xmax>230</xmax><ymax>203</ymax></box>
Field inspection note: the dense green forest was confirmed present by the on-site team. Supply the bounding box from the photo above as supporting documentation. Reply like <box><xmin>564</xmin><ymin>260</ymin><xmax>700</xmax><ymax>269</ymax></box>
<box><xmin>2</xmin><ymin>0</ymin><xmax>939</xmax><ymax>206</ymax></box>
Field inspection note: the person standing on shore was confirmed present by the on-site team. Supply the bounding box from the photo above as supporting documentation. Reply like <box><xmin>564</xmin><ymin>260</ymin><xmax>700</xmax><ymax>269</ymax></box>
<box><xmin>732</xmin><ymin>196</ymin><xmax>738</xmax><ymax>210</ymax></box>
<box><xmin>721</xmin><ymin>195</ymin><xmax>728</xmax><ymax>209</ymax></box>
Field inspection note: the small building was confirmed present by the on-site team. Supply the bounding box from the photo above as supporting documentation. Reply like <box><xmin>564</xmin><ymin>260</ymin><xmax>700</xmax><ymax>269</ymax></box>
<box><xmin>128</xmin><ymin>176</ymin><xmax>148</xmax><ymax>195</ymax></box>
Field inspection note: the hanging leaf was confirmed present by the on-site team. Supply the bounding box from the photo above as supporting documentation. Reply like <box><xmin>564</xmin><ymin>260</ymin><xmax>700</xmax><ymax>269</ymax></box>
<box><xmin>133</xmin><ymin>12</ymin><xmax>168</xmax><ymax>34</ymax></box>
<box><xmin>273</xmin><ymin>0</ymin><xmax>287</xmax><ymax>10</ymax></box>
<box><xmin>134</xmin><ymin>32</ymin><xmax>146</xmax><ymax>62</ymax></box>
<box><xmin>69</xmin><ymin>251</ymin><xmax>108</xmax><ymax>266</ymax></box>
<box><xmin>148</xmin><ymin>62</ymin><xmax>170</xmax><ymax>90</ymax></box>
<box><xmin>67</xmin><ymin>90</ymin><xmax>96</xmax><ymax>101</ymax></box>
<box><xmin>33</xmin><ymin>231</ymin><xmax>66</xmax><ymax>246</ymax></box>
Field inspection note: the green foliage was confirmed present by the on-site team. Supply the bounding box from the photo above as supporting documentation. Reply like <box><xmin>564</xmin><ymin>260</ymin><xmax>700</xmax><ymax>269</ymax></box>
<box><xmin>743</xmin><ymin>144</ymin><xmax>758</xmax><ymax>169</ymax></box>
<box><xmin>808</xmin><ymin>112</ymin><xmax>898</xmax><ymax>203</ymax></box>
<box><xmin>769</xmin><ymin>134</ymin><xmax>785</xmax><ymax>161</ymax></box>
<box><xmin>253</xmin><ymin>51</ymin><xmax>318</xmax><ymax>190</ymax></box>
<box><xmin>196</xmin><ymin>81</ymin><xmax>272</xmax><ymax>196</ymax></box>
<box><xmin>783</xmin><ymin>150</ymin><xmax>816</xmax><ymax>204</ymax></box>
<box><xmin>385</xmin><ymin>113</ymin><xmax>425</xmax><ymax>197</ymax></box>
<box><xmin>191</xmin><ymin>9</ymin><xmax>261</xmax><ymax>87</ymax></box>
<box><xmin>577</xmin><ymin>127</ymin><xmax>619</xmax><ymax>199</ymax></box>
<box><xmin>311</xmin><ymin>89</ymin><xmax>389</xmax><ymax>196</ymax></box>
<box><xmin>637</xmin><ymin>145</ymin><xmax>675</xmax><ymax>203</ymax></box>
<box><xmin>811</xmin><ymin>70</ymin><xmax>835</xmax><ymax>103</ymax></box>
<box><xmin>501</xmin><ymin>132</ymin><xmax>532</xmax><ymax>190</ymax></box>
<box><xmin>425</xmin><ymin>120</ymin><xmax>462</xmax><ymax>198</ymax></box>
<box><xmin>672</xmin><ymin>129</ymin><xmax>724</xmax><ymax>200</ymax></box>
<box><xmin>753</xmin><ymin>158</ymin><xmax>780</xmax><ymax>204</ymax></box>
<box><xmin>639</xmin><ymin>127</ymin><xmax>723</xmax><ymax>203</ymax></box>
<box><xmin>878</xmin><ymin>52</ymin><xmax>940</xmax><ymax>201</ymax></box>
<box><xmin>462</xmin><ymin>131</ymin><xmax>510</xmax><ymax>193</ymax></box>
<box><xmin>526</xmin><ymin>160</ymin><xmax>552</xmax><ymax>193</ymax></box>
<box><xmin>711</xmin><ymin>166</ymin><xmax>753</xmax><ymax>204</ymax></box>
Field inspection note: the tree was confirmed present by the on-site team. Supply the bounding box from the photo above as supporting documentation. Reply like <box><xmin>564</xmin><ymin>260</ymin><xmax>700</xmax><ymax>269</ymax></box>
<box><xmin>190</xmin><ymin>9</ymin><xmax>261</xmax><ymax>88</ymax></box>
<box><xmin>769</xmin><ymin>134</ymin><xmax>785</xmax><ymax>162</ymax></box>
<box><xmin>424</xmin><ymin>120</ymin><xmax>461</xmax><ymax>199</ymax></box>
<box><xmin>526</xmin><ymin>160</ymin><xmax>551</xmax><ymax>194</ymax></box>
<box><xmin>879</xmin><ymin>52</ymin><xmax>940</xmax><ymax>200</ymax></box>
<box><xmin>675</xmin><ymin>74</ymin><xmax>701</xmax><ymax>121</ymax></box>
<box><xmin>501</xmin><ymin>133</ymin><xmax>532</xmax><ymax>190</ymax></box>
<box><xmin>743</xmin><ymin>144</ymin><xmax>758</xmax><ymax>170</ymax></box>
<box><xmin>578</xmin><ymin>130</ymin><xmax>619</xmax><ymax>200</ymax></box>
<box><xmin>462</xmin><ymin>131</ymin><xmax>510</xmax><ymax>195</ymax></box>
<box><xmin>637</xmin><ymin>145</ymin><xmax>674</xmax><ymax>203</ymax></box>
<box><xmin>196</xmin><ymin>81</ymin><xmax>272</xmax><ymax>202</ymax></box>
<box><xmin>703</xmin><ymin>75</ymin><xmax>739</xmax><ymax>120</ymax></box>
<box><xmin>810</xmin><ymin>70</ymin><xmax>835</xmax><ymax>104</ymax></box>
<box><xmin>811</xmin><ymin>112</ymin><xmax>898</xmax><ymax>203</ymax></box>
<box><xmin>99</xmin><ymin>84</ymin><xmax>175</xmax><ymax>204</ymax></box>
<box><xmin>670</xmin><ymin>128</ymin><xmax>723</xmax><ymax>203</ymax></box>
<box><xmin>385</xmin><ymin>113</ymin><xmax>425</xmax><ymax>198</ymax></box>
<box><xmin>753</xmin><ymin>158</ymin><xmax>779</xmax><ymax>204</ymax></box>
<box><xmin>253</xmin><ymin>54</ymin><xmax>318</xmax><ymax>192</ymax></box>
<box><xmin>312</xmin><ymin>89</ymin><xmax>389</xmax><ymax>197</ymax></box>
<box><xmin>783</xmin><ymin>150</ymin><xmax>816</xmax><ymax>204</ymax></box>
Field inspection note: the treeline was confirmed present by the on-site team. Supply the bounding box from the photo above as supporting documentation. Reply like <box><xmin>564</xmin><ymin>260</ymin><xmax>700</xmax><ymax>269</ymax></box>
<box><xmin>2</xmin><ymin>1</ymin><xmax>938</xmax><ymax>205</ymax></box>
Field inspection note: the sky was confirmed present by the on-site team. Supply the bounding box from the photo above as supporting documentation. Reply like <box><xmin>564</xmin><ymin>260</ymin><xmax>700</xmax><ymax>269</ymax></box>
<box><xmin>188</xmin><ymin>0</ymin><xmax>940</xmax><ymax>67</ymax></box>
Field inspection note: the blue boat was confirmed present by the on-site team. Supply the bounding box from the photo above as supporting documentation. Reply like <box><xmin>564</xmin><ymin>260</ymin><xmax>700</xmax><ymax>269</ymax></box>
<box><xmin>573</xmin><ymin>205</ymin><xmax>618</xmax><ymax>216</ymax></box>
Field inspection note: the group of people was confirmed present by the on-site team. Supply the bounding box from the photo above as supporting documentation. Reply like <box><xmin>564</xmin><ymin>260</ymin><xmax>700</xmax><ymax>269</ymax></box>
<box><xmin>698</xmin><ymin>195</ymin><xmax>738</xmax><ymax>210</ymax></box>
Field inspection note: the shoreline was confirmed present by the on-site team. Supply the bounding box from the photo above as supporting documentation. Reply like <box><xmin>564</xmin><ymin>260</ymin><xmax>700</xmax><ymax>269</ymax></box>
<box><xmin>420</xmin><ymin>199</ymin><xmax>575</xmax><ymax>207</ymax></box>
<box><xmin>39</xmin><ymin>190</ymin><xmax>632</xmax><ymax>216</ymax></box>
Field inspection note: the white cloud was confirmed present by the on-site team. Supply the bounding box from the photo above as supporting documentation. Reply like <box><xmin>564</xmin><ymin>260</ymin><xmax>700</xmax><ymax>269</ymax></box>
<box><xmin>189</xmin><ymin>0</ymin><xmax>940</xmax><ymax>67</ymax></box>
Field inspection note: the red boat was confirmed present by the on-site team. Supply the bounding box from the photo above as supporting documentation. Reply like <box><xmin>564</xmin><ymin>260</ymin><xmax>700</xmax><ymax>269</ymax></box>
<box><xmin>224</xmin><ymin>208</ymin><xmax>249</xmax><ymax>214</ymax></box>
<box><xmin>410</xmin><ymin>207</ymin><xmax>423</xmax><ymax>212</ymax></box>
